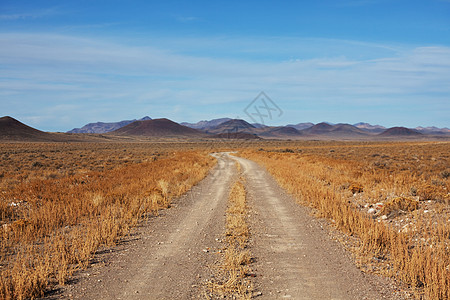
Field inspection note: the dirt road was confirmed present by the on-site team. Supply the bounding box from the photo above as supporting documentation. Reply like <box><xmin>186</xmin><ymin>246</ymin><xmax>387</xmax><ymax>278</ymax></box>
<box><xmin>51</xmin><ymin>153</ymin><xmax>403</xmax><ymax>299</ymax></box>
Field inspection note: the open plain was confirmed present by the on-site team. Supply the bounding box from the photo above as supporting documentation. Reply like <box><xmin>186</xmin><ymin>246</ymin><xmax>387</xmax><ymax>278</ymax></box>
<box><xmin>0</xmin><ymin>140</ymin><xmax>448</xmax><ymax>299</ymax></box>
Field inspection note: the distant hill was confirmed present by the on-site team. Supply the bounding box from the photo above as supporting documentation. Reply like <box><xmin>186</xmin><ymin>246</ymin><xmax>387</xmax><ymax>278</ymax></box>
<box><xmin>0</xmin><ymin>116</ymin><xmax>57</xmax><ymax>141</ymax></box>
<box><xmin>329</xmin><ymin>124</ymin><xmax>370</xmax><ymax>136</ymax></box>
<box><xmin>111</xmin><ymin>118</ymin><xmax>205</xmax><ymax>138</ymax></box>
<box><xmin>68</xmin><ymin>116</ymin><xmax>151</xmax><ymax>133</ymax></box>
<box><xmin>205</xmin><ymin>119</ymin><xmax>256</xmax><ymax>134</ymax></box>
<box><xmin>181</xmin><ymin>118</ymin><xmax>231</xmax><ymax>130</ymax></box>
<box><xmin>250</xmin><ymin>123</ymin><xmax>268</xmax><ymax>129</ymax></box>
<box><xmin>415</xmin><ymin>126</ymin><xmax>450</xmax><ymax>135</ymax></box>
<box><xmin>0</xmin><ymin>116</ymin><xmax>128</xmax><ymax>142</ymax></box>
<box><xmin>353</xmin><ymin>122</ymin><xmax>386</xmax><ymax>133</ymax></box>
<box><xmin>259</xmin><ymin>126</ymin><xmax>303</xmax><ymax>138</ymax></box>
<box><xmin>301</xmin><ymin>122</ymin><xmax>334</xmax><ymax>134</ymax></box>
<box><xmin>300</xmin><ymin>123</ymin><xmax>370</xmax><ymax>137</ymax></box>
<box><xmin>286</xmin><ymin>122</ymin><xmax>314</xmax><ymax>131</ymax></box>
<box><xmin>378</xmin><ymin>127</ymin><xmax>423</xmax><ymax>137</ymax></box>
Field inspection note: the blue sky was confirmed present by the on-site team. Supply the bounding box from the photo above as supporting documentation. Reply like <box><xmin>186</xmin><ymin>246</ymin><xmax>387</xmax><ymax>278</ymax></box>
<box><xmin>1</xmin><ymin>0</ymin><xmax>449</xmax><ymax>131</ymax></box>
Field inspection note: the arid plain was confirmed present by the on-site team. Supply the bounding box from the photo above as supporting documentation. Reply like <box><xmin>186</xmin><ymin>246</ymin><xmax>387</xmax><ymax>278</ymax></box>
<box><xmin>0</xmin><ymin>117</ymin><xmax>449</xmax><ymax>299</ymax></box>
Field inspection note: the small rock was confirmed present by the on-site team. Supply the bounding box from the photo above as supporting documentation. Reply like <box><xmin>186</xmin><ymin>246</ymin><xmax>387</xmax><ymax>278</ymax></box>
<box><xmin>368</xmin><ymin>208</ymin><xmax>377</xmax><ymax>214</ymax></box>
<box><xmin>375</xmin><ymin>202</ymin><xmax>384</xmax><ymax>209</ymax></box>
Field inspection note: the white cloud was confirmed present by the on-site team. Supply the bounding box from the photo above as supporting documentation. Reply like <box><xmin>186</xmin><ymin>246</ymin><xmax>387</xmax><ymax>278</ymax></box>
<box><xmin>0</xmin><ymin>33</ymin><xmax>449</xmax><ymax>130</ymax></box>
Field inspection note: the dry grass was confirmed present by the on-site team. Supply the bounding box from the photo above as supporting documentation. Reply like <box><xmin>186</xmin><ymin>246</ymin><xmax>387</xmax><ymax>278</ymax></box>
<box><xmin>210</xmin><ymin>163</ymin><xmax>253</xmax><ymax>299</ymax></box>
<box><xmin>0</xmin><ymin>143</ymin><xmax>215</xmax><ymax>299</ymax></box>
<box><xmin>241</xmin><ymin>141</ymin><xmax>449</xmax><ymax>299</ymax></box>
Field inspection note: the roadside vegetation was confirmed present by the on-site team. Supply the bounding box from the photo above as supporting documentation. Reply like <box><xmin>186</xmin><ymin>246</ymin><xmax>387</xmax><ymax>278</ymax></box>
<box><xmin>210</xmin><ymin>163</ymin><xmax>253</xmax><ymax>299</ymax></box>
<box><xmin>1</xmin><ymin>140</ymin><xmax>448</xmax><ymax>299</ymax></box>
<box><xmin>241</xmin><ymin>141</ymin><xmax>449</xmax><ymax>299</ymax></box>
<box><xmin>0</xmin><ymin>143</ymin><xmax>215</xmax><ymax>300</ymax></box>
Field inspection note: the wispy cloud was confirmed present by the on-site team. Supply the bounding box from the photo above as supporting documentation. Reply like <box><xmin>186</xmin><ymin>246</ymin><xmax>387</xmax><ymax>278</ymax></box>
<box><xmin>0</xmin><ymin>33</ymin><xmax>449</xmax><ymax>130</ymax></box>
<box><xmin>0</xmin><ymin>7</ymin><xmax>60</xmax><ymax>21</ymax></box>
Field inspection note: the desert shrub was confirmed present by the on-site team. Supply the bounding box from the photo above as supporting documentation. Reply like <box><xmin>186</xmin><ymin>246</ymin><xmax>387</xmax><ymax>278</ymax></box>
<box><xmin>418</xmin><ymin>184</ymin><xmax>436</xmax><ymax>201</ymax></box>
<box><xmin>349</xmin><ymin>183</ymin><xmax>363</xmax><ymax>194</ymax></box>
<box><xmin>380</xmin><ymin>197</ymin><xmax>419</xmax><ymax>215</ymax></box>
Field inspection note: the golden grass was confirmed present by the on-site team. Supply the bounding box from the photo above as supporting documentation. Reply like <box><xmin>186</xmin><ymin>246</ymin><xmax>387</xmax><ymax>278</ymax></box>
<box><xmin>211</xmin><ymin>164</ymin><xmax>252</xmax><ymax>299</ymax></box>
<box><xmin>241</xmin><ymin>141</ymin><xmax>449</xmax><ymax>299</ymax></box>
<box><xmin>0</xmin><ymin>143</ymin><xmax>215</xmax><ymax>299</ymax></box>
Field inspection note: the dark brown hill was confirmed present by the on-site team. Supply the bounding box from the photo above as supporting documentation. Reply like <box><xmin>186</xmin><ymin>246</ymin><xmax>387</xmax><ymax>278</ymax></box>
<box><xmin>111</xmin><ymin>118</ymin><xmax>205</xmax><ymax>137</ymax></box>
<box><xmin>0</xmin><ymin>116</ymin><xmax>55</xmax><ymax>141</ymax></box>
<box><xmin>0</xmin><ymin>116</ymin><xmax>119</xmax><ymax>142</ymax></box>
<box><xmin>378</xmin><ymin>127</ymin><xmax>423</xmax><ymax>136</ymax></box>
<box><xmin>301</xmin><ymin>122</ymin><xmax>334</xmax><ymax>134</ymax></box>
<box><xmin>329</xmin><ymin>124</ymin><xmax>370</xmax><ymax>136</ymax></box>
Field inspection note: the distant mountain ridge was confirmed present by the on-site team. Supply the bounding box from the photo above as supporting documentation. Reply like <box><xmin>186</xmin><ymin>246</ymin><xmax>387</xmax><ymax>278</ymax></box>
<box><xmin>286</xmin><ymin>122</ymin><xmax>314</xmax><ymax>130</ymax></box>
<box><xmin>181</xmin><ymin>118</ymin><xmax>231</xmax><ymax>130</ymax></box>
<box><xmin>3</xmin><ymin>115</ymin><xmax>449</xmax><ymax>142</ymax></box>
<box><xmin>415</xmin><ymin>126</ymin><xmax>450</xmax><ymax>134</ymax></box>
<box><xmin>68</xmin><ymin>116</ymin><xmax>151</xmax><ymax>133</ymax></box>
<box><xmin>206</xmin><ymin>119</ymin><xmax>256</xmax><ymax>134</ymax></box>
<box><xmin>353</xmin><ymin>122</ymin><xmax>386</xmax><ymax>133</ymax></box>
<box><xmin>69</xmin><ymin>116</ymin><xmax>450</xmax><ymax>137</ymax></box>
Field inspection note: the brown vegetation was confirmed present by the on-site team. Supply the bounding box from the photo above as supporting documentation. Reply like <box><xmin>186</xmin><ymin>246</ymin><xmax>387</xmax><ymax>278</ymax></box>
<box><xmin>210</xmin><ymin>164</ymin><xmax>253</xmax><ymax>299</ymax></box>
<box><xmin>241</xmin><ymin>141</ymin><xmax>449</xmax><ymax>299</ymax></box>
<box><xmin>0</xmin><ymin>142</ymin><xmax>215</xmax><ymax>299</ymax></box>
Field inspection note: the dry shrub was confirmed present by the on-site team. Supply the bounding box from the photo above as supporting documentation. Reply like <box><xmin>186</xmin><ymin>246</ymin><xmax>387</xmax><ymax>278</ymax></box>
<box><xmin>381</xmin><ymin>197</ymin><xmax>419</xmax><ymax>215</ymax></box>
<box><xmin>417</xmin><ymin>184</ymin><xmax>436</xmax><ymax>201</ymax></box>
<box><xmin>349</xmin><ymin>183</ymin><xmax>363</xmax><ymax>194</ymax></box>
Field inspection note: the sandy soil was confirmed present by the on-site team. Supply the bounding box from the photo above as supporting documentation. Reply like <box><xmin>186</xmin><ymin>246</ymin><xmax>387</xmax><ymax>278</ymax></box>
<box><xmin>45</xmin><ymin>153</ymin><xmax>406</xmax><ymax>299</ymax></box>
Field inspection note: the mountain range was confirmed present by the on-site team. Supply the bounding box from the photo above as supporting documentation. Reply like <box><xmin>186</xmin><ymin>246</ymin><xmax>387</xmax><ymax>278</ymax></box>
<box><xmin>67</xmin><ymin>117</ymin><xmax>450</xmax><ymax>136</ymax></box>
<box><xmin>1</xmin><ymin>116</ymin><xmax>449</xmax><ymax>142</ymax></box>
